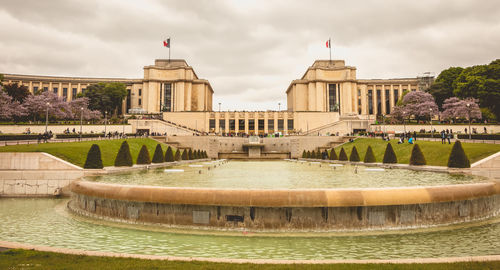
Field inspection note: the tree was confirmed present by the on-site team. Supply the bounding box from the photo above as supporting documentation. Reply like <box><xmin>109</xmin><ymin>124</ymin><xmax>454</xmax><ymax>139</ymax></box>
<box><xmin>69</xmin><ymin>97</ymin><xmax>102</xmax><ymax>121</ymax></box>
<box><xmin>302</xmin><ymin>150</ymin><xmax>307</xmax><ymax>158</ymax></box>
<box><xmin>306</xmin><ymin>150</ymin><xmax>311</xmax><ymax>158</ymax></box>
<box><xmin>383</xmin><ymin>143</ymin><xmax>397</xmax><ymax>164</ymax></box>
<box><xmin>392</xmin><ymin>91</ymin><xmax>438</xmax><ymax>122</ymax></box>
<box><xmin>188</xmin><ymin>149</ymin><xmax>194</xmax><ymax>160</ymax></box>
<box><xmin>409</xmin><ymin>144</ymin><xmax>426</xmax><ymax>166</ymax></box>
<box><xmin>349</xmin><ymin>146</ymin><xmax>360</xmax><ymax>162</ymax></box>
<box><xmin>136</xmin><ymin>145</ymin><xmax>151</xmax><ymax>164</ymax></box>
<box><xmin>23</xmin><ymin>91</ymin><xmax>72</xmax><ymax>121</ymax></box>
<box><xmin>311</xmin><ymin>150</ymin><xmax>316</xmax><ymax>159</ymax></box>
<box><xmin>427</xmin><ymin>67</ymin><xmax>464</xmax><ymax>109</ymax></box>
<box><xmin>81</xmin><ymin>82</ymin><xmax>127</xmax><ymax>116</ymax></box>
<box><xmin>338</xmin><ymin>148</ymin><xmax>348</xmax><ymax>161</ymax></box>
<box><xmin>453</xmin><ymin>59</ymin><xmax>500</xmax><ymax>119</ymax></box>
<box><xmin>0</xmin><ymin>91</ymin><xmax>27</xmax><ymax>120</ymax></box>
<box><xmin>363</xmin><ymin>146</ymin><xmax>376</xmax><ymax>163</ymax></box>
<box><xmin>165</xmin><ymin>146</ymin><xmax>174</xmax><ymax>162</ymax></box>
<box><xmin>151</xmin><ymin>144</ymin><xmax>164</xmax><ymax>163</ymax></box>
<box><xmin>447</xmin><ymin>141</ymin><xmax>470</xmax><ymax>168</ymax></box>
<box><xmin>174</xmin><ymin>149</ymin><xmax>181</xmax><ymax>161</ymax></box>
<box><xmin>114</xmin><ymin>141</ymin><xmax>133</xmax><ymax>166</ymax></box>
<box><xmin>83</xmin><ymin>144</ymin><xmax>103</xmax><ymax>169</ymax></box>
<box><xmin>181</xmin><ymin>149</ymin><xmax>188</xmax><ymax>160</ymax></box>
<box><xmin>441</xmin><ymin>97</ymin><xmax>481</xmax><ymax>122</ymax></box>
<box><xmin>329</xmin><ymin>148</ymin><xmax>338</xmax><ymax>160</ymax></box>
<box><xmin>0</xmin><ymin>74</ymin><xmax>4</xmax><ymax>87</ymax></box>
<box><xmin>2</xmin><ymin>83</ymin><xmax>30</xmax><ymax>103</ymax></box>
<box><xmin>316</xmin><ymin>150</ymin><xmax>322</xmax><ymax>159</ymax></box>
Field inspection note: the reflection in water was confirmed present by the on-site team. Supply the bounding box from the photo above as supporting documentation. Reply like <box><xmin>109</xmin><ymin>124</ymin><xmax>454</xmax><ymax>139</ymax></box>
<box><xmin>0</xmin><ymin>198</ymin><xmax>499</xmax><ymax>260</ymax></box>
<box><xmin>87</xmin><ymin>161</ymin><xmax>482</xmax><ymax>189</ymax></box>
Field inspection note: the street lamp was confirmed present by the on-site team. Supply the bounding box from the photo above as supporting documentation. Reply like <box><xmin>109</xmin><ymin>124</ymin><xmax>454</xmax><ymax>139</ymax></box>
<box><xmin>79</xmin><ymin>107</ymin><xmax>83</xmax><ymax>141</ymax></box>
<box><xmin>104</xmin><ymin>111</ymin><xmax>107</xmax><ymax>136</ymax></box>
<box><xmin>45</xmin><ymin>102</ymin><xmax>50</xmax><ymax>134</ymax></box>
<box><xmin>430</xmin><ymin>108</ymin><xmax>433</xmax><ymax>138</ymax></box>
<box><xmin>382</xmin><ymin>114</ymin><xmax>386</xmax><ymax>136</ymax></box>
<box><xmin>402</xmin><ymin>111</ymin><xmax>406</xmax><ymax>135</ymax></box>
<box><xmin>467</xmin><ymin>103</ymin><xmax>471</xmax><ymax>140</ymax></box>
<box><xmin>218</xmin><ymin>102</ymin><xmax>221</xmax><ymax>112</ymax></box>
<box><xmin>278</xmin><ymin>102</ymin><xmax>281</xmax><ymax>111</ymax></box>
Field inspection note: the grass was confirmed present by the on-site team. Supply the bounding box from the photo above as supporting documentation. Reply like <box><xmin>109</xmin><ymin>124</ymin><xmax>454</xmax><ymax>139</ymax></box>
<box><xmin>0</xmin><ymin>249</ymin><xmax>498</xmax><ymax>270</ymax></box>
<box><xmin>334</xmin><ymin>138</ymin><xmax>500</xmax><ymax>166</ymax></box>
<box><xmin>0</xmin><ymin>138</ymin><xmax>177</xmax><ymax>167</ymax></box>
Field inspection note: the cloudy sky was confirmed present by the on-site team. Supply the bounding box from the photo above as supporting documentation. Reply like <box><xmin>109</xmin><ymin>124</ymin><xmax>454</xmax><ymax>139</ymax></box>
<box><xmin>1</xmin><ymin>0</ymin><xmax>499</xmax><ymax>110</ymax></box>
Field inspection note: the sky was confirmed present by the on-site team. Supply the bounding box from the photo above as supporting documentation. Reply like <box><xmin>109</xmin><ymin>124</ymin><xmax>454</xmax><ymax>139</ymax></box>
<box><xmin>1</xmin><ymin>0</ymin><xmax>499</xmax><ymax>111</ymax></box>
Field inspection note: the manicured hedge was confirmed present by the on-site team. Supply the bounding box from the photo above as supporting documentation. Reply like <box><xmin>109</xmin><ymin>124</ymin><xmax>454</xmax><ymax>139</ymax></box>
<box><xmin>164</xmin><ymin>146</ymin><xmax>174</xmax><ymax>162</ymax></box>
<box><xmin>83</xmin><ymin>144</ymin><xmax>103</xmax><ymax>169</ymax></box>
<box><xmin>181</xmin><ymin>149</ymin><xmax>188</xmax><ymax>160</ymax></box>
<box><xmin>409</xmin><ymin>144</ymin><xmax>426</xmax><ymax>166</ymax></box>
<box><xmin>338</xmin><ymin>148</ymin><xmax>348</xmax><ymax>161</ymax></box>
<box><xmin>349</xmin><ymin>146</ymin><xmax>360</xmax><ymax>162</ymax></box>
<box><xmin>114</xmin><ymin>141</ymin><xmax>133</xmax><ymax>167</ymax></box>
<box><xmin>383</xmin><ymin>143</ymin><xmax>397</xmax><ymax>164</ymax></box>
<box><xmin>363</xmin><ymin>146</ymin><xmax>376</xmax><ymax>163</ymax></box>
<box><xmin>174</xmin><ymin>149</ymin><xmax>181</xmax><ymax>161</ymax></box>
<box><xmin>151</xmin><ymin>144</ymin><xmax>164</xmax><ymax>163</ymax></box>
<box><xmin>136</xmin><ymin>145</ymin><xmax>151</xmax><ymax>165</ymax></box>
<box><xmin>56</xmin><ymin>134</ymin><xmax>102</xmax><ymax>139</ymax></box>
<box><xmin>329</xmin><ymin>148</ymin><xmax>338</xmax><ymax>160</ymax></box>
<box><xmin>457</xmin><ymin>134</ymin><xmax>500</xmax><ymax>140</ymax></box>
<box><xmin>0</xmin><ymin>134</ymin><xmax>40</xmax><ymax>141</ymax></box>
<box><xmin>447</xmin><ymin>141</ymin><xmax>470</xmax><ymax>168</ymax></box>
<box><xmin>302</xmin><ymin>150</ymin><xmax>307</xmax><ymax>158</ymax></box>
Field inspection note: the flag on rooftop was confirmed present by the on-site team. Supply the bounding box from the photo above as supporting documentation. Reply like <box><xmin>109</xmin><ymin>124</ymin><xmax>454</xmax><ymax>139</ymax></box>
<box><xmin>163</xmin><ymin>38</ymin><xmax>170</xmax><ymax>48</ymax></box>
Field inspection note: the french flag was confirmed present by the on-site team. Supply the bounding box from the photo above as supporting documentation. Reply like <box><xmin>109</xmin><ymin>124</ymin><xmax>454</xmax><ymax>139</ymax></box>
<box><xmin>326</xmin><ymin>39</ymin><xmax>331</xmax><ymax>48</ymax></box>
<box><xmin>163</xmin><ymin>38</ymin><xmax>170</xmax><ymax>48</ymax></box>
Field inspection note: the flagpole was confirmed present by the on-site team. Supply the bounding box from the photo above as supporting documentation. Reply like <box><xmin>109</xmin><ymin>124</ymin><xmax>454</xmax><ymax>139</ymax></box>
<box><xmin>169</xmin><ymin>37</ymin><xmax>171</xmax><ymax>63</ymax></box>
<box><xmin>329</xmin><ymin>38</ymin><xmax>332</xmax><ymax>63</ymax></box>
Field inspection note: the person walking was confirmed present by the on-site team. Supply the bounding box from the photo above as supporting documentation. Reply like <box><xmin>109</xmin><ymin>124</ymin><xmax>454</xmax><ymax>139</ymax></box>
<box><xmin>413</xmin><ymin>131</ymin><xmax>417</xmax><ymax>141</ymax></box>
<box><xmin>441</xmin><ymin>130</ymin><xmax>446</xmax><ymax>144</ymax></box>
<box><xmin>447</xmin><ymin>132</ymin><xmax>452</xmax><ymax>144</ymax></box>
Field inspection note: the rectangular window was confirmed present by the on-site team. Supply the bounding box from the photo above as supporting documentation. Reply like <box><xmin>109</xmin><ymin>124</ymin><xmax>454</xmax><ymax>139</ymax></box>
<box><xmin>258</xmin><ymin>119</ymin><xmax>264</xmax><ymax>131</ymax></box>
<box><xmin>278</xmin><ymin>119</ymin><xmax>284</xmax><ymax>130</ymax></box>
<box><xmin>63</xmin><ymin>87</ymin><xmax>68</xmax><ymax>96</ymax></box>
<box><xmin>219</xmin><ymin>119</ymin><xmax>225</xmax><ymax>130</ymax></box>
<box><xmin>138</xmin><ymin>89</ymin><xmax>142</xmax><ymax>96</ymax></box>
<box><xmin>209</xmin><ymin>119</ymin><xmax>216</xmax><ymax>130</ymax></box>
<box><xmin>248</xmin><ymin>119</ymin><xmax>255</xmax><ymax>131</ymax></box>
<box><xmin>138</xmin><ymin>98</ymin><xmax>142</xmax><ymax>105</ymax></box>
<box><xmin>126</xmin><ymin>89</ymin><xmax>131</xmax><ymax>112</ymax></box>
<box><xmin>82</xmin><ymin>88</ymin><xmax>86</xmax><ymax>93</ymax></box>
<box><xmin>394</xmin><ymin>89</ymin><xmax>399</xmax><ymax>105</ymax></box>
<box><xmin>53</xmin><ymin>87</ymin><xmax>58</xmax><ymax>94</ymax></box>
<box><xmin>229</xmin><ymin>119</ymin><xmax>235</xmax><ymax>130</ymax></box>
<box><xmin>376</xmin><ymin>90</ymin><xmax>382</xmax><ymax>115</ymax></box>
<box><xmin>368</xmin><ymin>90</ymin><xmax>373</xmax><ymax>115</ymax></box>
<box><xmin>357</xmin><ymin>89</ymin><xmax>362</xmax><ymax>114</ymax></box>
<box><xmin>43</xmin><ymin>87</ymin><xmax>48</xmax><ymax>92</ymax></box>
<box><xmin>268</xmin><ymin>119</ymin><xmax>274</xmax><ymax>131</ymax></box>
<box><xmin>72</xmin><ymin>88</ymin><xmax>77</xmax><ymax>97</ymax></box>
<box><xmin>287</xmin><ymin>119</ymin><xmax>294</xmax><ymax>130</ymax></box>
<box><xmin>328</xmin><ymin>84</ymin><xmax>337</xmax><ymax>112</ymax></box>
<box><xmin>238</xmin><ymin>119</ymin><xmax>245</xmax><ymax>131</ymax></box>
<box><xmin>33</xmin><ymin>86</ymin><xmax>38</xmax><ymax>93</ymax></box>
<box><xmin>163</xmin><ymin>83</ymin><xmax>172</xmax><ymax>112</ymax></box>
<box><xmin>385</xmin><ymin>89</ymin><xmax>390</xmax><ymax>114</ymax></box>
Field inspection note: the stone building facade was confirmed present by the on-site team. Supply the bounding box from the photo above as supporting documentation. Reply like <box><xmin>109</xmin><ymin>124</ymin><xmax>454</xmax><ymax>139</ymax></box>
<box><xmin>2</xmin><ymin>59</ymin><xmax>432</xmax><ymax>135</ymax></box>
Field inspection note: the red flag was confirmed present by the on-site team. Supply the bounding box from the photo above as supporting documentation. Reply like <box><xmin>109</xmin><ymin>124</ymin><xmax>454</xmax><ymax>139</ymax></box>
<box><xmin>326</xmin><ymin>39</ymin><xmax>330</xmax><ymax>48</ymax></box>
<box><xmin>163</xmin><ymin>38</ymin><xmax>170</xmax><ymax>48</ymax></box>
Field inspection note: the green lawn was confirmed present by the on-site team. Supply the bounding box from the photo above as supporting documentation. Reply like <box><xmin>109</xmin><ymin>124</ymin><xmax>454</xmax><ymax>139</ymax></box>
<box><xmin>334</xmin><ymin>138</ymin><xmax>500</xmax><ymax>166</ymax></box>
<box><xmin>0</xmin><ymin>249</ymin><xmax>498</xmax><ymax>270</ymax></box>
<box><xmin>0</xmin><ymin>138</ymin><xmax>176</xmax><ymax>167</ymax></box>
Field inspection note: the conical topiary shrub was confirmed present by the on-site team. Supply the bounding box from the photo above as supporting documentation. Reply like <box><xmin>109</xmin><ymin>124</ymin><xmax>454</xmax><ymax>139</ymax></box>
<box><xmin>193</xmin><ymin>150</ymin><xmax>199</xmax><ymax>159</ymax></box>
<box><xmin>409</xmin><ymin>144</ymin><xmax>426</xmax><ymax>166</ymax></box>
<box><xmin>302</xmin><ymin>150</ymin><xmax>307</xmax><ymax>158</ymax></box>
<box><xmin>152</xmin><ymin>144</ymin><xmax>164</xmax><ymax>163</ymax></box>
<box><xmin>198</xmin><ymin>150</ymin><xmax>202</xmax><ymax>159</ymax></box>
<box><xmin>188</xmin><ymin>149</ymin><xmax>194</xmax><ymax>160</ymax></box>
<box><xmin>311</xmin><ymin>150</ymin><xmax>316</xmax><ymax>159</ymax></box>
<box><xmin>383</xmin><ymin>143</ymin><xmax>398</xmax><ymax>164</ymax></box>
<box><xmin>114</xmin><ymin>141</ymin><xmax>133</xmax><ymax>167</ymax></box>
<box><xmin>306</xmin><ymin>150</ymin><xmax>311</xmax><ymax>159</ymax></box>
<box><xmin>316</xmin><ymin>150</ymin><xmax>322</xmax><ymax>159</ymax></box>
<box><xmin>164</xmin><ymin>146</ymin><xmax>174</xmax><ymax>162</ymax></box>
<box><xmin>136</xmin><ymin>145</ymin><xmax>151</xmax><ymax>165</ymax></box>
<box><xmin>363</xmin><ymin>146</ymin><xmax>376</xmax><ymax>163</ymax></box>
<box><xmin>174</xmin><ymin>149</ymin><xmax>181</xmax><ymax>161</ymax></box>
<box><xmin>84</xmin><ymin>144</ymin><xmax>103</xmax><ymax>169</ymax></box>
<box><xmin>349</xmin><ymin>146</ymin><xmax>360</xmax><ymax>162</ymax></box>
<box><xmin>339</xmin><ymin>148</ymin><xmax>348</xmax><ymax>161</ymax></box>
<box><xmin>181</xmin><ymin>149</ymin><xmax>188</xmax><ymax>160</ymax></box>
<box><xmin>447</xmin><ymin>141</ymin><xmax>470</xmax><ymax>168</ymax></box>
<box><xmin>202</xmin><ymin>150</ymin><xmax>207</xmax><ymax>159</ymax></box>
<box><xmin>329</xmin><ymin>148</ymin><xmax>338</xmax><ymax>160</ymax></box>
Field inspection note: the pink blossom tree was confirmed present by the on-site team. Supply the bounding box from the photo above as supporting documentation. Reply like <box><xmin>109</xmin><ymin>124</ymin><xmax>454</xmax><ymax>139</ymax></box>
<box><xmin>391</xmin><ymin>91</ymin><xmax>438</xmax><ymax>122</ymax></box>
<box><xmin>0</xmin><ymin>91</ymin><xmax>28</xmax><ymax>120</ymax></box>
<box><xmin>70</xmin><ymin>97</ymin><xmax>102</xmax><ymax>120</ymax></box>
<box><xmin>23</xmin><ymin>92</ymin><xmax>72</xmax><ymax>121</ymax></box>
<box><xmin>441</xmin><ymin>97</ymin><xmax>481</xmax><ymax>121</ymax></box>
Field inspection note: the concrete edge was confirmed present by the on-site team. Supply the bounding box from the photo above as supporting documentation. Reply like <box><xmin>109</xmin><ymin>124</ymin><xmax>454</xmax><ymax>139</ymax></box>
<box><xmin>0</xmin><ymin>240</ymin><xmax>498</xmax><ymax>264</ymax></box>
<box><xmin>41</xmin><ymin>152</ymin><xmax>83</xmax><ymax>170</ymax></box>
<box><xmin>471</xmin><ymin>151</ymin><xmax>500</xmax><ymax>168</ymax></box>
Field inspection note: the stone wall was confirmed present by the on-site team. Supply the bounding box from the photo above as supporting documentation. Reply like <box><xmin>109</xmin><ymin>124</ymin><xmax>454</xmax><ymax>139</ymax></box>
<box><xmin>0</xmin><ymin>152</ymin><xmax>83</xmax><ymax>197</ymax></box>
<box><xmin>0</xmin><ymin>124</ymin><xmax>131</xmax><ymax>135</ymax></box>
<box><xmin>471</xmin><ymin>151</ymin><xmax>500</xmax><ymax>180</ymax></box>
<box><xmin>371</xmin><ymin>124</ymin><xmax>500</xmax><ymax>134</ymax></box>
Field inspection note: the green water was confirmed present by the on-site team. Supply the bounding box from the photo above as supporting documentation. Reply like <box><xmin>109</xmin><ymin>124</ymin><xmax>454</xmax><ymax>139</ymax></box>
<box><xmin>1</xmin><ymin>198</ymin><xmax>499</xmax><ymax>260</ymax></box>
<box><xmin>87</xmin><ymin>161</ymin><xmax>482</xmax><ymax>189</ymax></box>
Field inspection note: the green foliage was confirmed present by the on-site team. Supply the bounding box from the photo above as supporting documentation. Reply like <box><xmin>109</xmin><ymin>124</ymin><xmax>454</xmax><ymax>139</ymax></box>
<box><xmin>181</xmin><ymin>149</ymin><xmax>188</xmax><ymax>160</ymax></box>
<box><xmin>427</xmin><ymin>67</ymin><xmax>464</xmax><ymax>109</ymax></box>
<box><xmin>151</xmin><ymin>144</ymin><xmax>164</xmax><ymax>163</ymax></box>
<box><xmin>480</xmin><ymin>107</ymin><xmax>497</xmax><ymax>122</ymax></box>
<box><xmin>316</xmin><ymin>150</ymin><xmax>322</xmax><ymax>159</ymax></box>
<box><xmin>2</xmin><ymin>82</ymin><xmax>30</xmax><ymax>103</ymax></box>
<box><xmin>310</xmin><ymin>150</ymin><xmax>316</xmax><ymax>159</ymax></box>
<box><xmin>302</xmin><ymin>150</ymin><xmax>306</xmax><ymax>158</ymax></box>
<box><xmin>363</xmin><ymin>146</ymin><xmax>376</xmax><ymax>163</ymax></box>
<box><xmin>0</xmin><ymin>74</ymin><xmax>3</xmax><ymax>86</ymax></box>
<box><xmin>447</xmin><ymin>141</ymin><xmax>471</xmax><ymax>168</ymax></box>
<box><xmin>188</xmin><ymin>149</ymin><xmax>194</xmax><ymax>160</ymax></box>
<box><xmin>349</xmin><ymin>146</ymin><xmax>360</xmax><ymax>162</ymax></box>
<box><xmin>329</xmin><ymin>148</ymin><xmax>338</xmax><ymax>160</ymax></box>
<box><xmin>174</xmin><ymin>149</ymin><xmax>181</xmax><ymax>161</ymax></box>
<box><xmin>83</xmin><ymin>144</ymin><xmax>103</xmax><ymax>169</ymax></box>
<box><xmin>409</xmin><ymin>144</ymin><xmax>426</xmax><ymax>166</ymax></box>
<box><xmin>193</xmin><ymin>149</ymin><xmax>199</xmax><ymax>159</ymax></box>
<box><xmin>197</xmin><ymin>150</ymin><xmax>202</xmax><ymax>159</ymax></box>
<box><xmin>81</xmin><ymin>82</ymin><xmax>127</xmax><ymax>115</ymax></box>
<box><xmin>383</xmin><ymin>143</ymin><xmax>398</xmax><ymax>164</ymax></box>
<box><xmin>338</xmin><ymin>148</ymin><xmax>348</xmax><ymax>161</ymax></box>
<box><xmin>164</xmin><ymin>146</ymin><xmax>174</xmax><ymax>162</ymax></box>
<box><xmin>136</xmin><ymin>145</ymin><xmax>151</xmax><ymax>165</ymax></box>
<box><xmin>306</xmin><ymin>150</ymin><xmax>311</xmax><ymax>158</ymax></box>
<box><xmin>114</xmin><ymin>141</ymin><xmax>133</xmax><ymax>167</ymax></box>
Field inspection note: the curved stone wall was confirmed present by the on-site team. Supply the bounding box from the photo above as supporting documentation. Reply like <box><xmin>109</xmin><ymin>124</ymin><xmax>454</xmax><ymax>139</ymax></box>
<box><xmin>69</xmin><ymin>181</ymin><xmax>500</xmax><ymax>231</ymax></box>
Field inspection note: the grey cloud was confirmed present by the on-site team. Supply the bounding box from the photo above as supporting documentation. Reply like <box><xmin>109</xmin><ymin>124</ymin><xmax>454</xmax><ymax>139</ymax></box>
<box><xmin>1</xmin><ymin>0</ymin><xmax>499</xmax><ymax>110</ymax></box>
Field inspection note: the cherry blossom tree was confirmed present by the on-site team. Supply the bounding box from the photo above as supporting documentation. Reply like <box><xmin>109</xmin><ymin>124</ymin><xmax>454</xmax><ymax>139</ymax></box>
<box><xmin>23</xmin><ymin>92</ymin><xmax>72</xmax><ymax>121</ymax></box>
<box><xmin>70</xmin><ymin>97</ymin><xmax>102</xmax><ymax>120</ymax></box>
<box><xmin>441</xmin><ymin>97</ymin><xmax>481</xmax><ymax>121</ymax></box>
<box><xmin>0</xmin><ymin>91</ymin><xmax>28</xmax><ymax>120</ymax></box>
<box><xmin>391</xmin><ymin>91</ymin><xmax>438</xmax><ymax>122</ymax></box>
